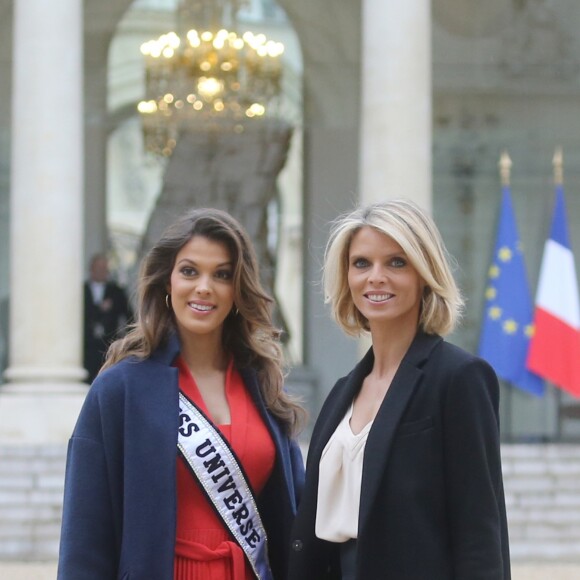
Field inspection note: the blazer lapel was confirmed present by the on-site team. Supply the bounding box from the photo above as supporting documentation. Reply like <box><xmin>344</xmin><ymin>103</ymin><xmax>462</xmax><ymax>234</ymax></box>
<box><xmin>239</xmin><ymin>366</ymin><xmax>294</xmax><ymax>486</ymax></box>
<box><xmin>307</xmin><ymin>349</ymin><xmax>375</xmax><ymax>468</ymax></box>
<box><xmin>358</xmin><ymin>332</ymin><xmax>442</xmax><ymax>532</ymax></box>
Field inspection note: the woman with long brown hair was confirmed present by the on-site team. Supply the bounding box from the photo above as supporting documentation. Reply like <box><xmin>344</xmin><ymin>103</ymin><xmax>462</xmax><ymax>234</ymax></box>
<box><xmin>58</xmin><ymin>208</ymin><xmax>305</xmax><ymax>580</ymax></box>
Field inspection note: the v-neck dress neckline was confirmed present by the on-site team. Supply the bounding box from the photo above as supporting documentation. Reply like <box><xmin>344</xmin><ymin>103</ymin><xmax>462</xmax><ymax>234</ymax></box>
<box><xmin>173</xmin><ymin>355</ymin><xmax>276</xmax><ymax>579</ymax></box>
<box><xmin>177</xmin><ymin>356</ymin><xmax>244</xmax><ymax>447</ymax></box>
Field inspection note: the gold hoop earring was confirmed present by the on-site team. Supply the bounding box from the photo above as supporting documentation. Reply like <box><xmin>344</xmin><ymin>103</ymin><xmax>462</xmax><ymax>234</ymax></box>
<box><xmin>165</xmin><ymin>294</ymin><xmax>171</xmax><ymax>309</ymax></box>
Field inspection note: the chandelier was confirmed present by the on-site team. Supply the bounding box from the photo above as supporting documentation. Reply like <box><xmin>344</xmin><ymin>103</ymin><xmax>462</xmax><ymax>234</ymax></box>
<box><xmin>137</xmin><ymin>0</ymin><xmax>285</xmax><ymax>156</ymax></box>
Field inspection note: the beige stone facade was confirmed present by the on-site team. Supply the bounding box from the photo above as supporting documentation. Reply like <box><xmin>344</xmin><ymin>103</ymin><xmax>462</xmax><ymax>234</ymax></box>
<box><xmin>2</xmin><ymin>0</ymin><xmax>580</xmax><ymax>566</ymax></box>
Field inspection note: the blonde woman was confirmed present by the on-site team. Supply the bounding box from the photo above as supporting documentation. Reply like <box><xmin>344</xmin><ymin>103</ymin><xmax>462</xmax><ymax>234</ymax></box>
<box><xmin>288</xmin><ymin>200</ymin><xmax>510</xmax><ymax>579</ymax></box>
<box><xmin>58</xmin><ymin>208</ymin><xmax>304</xmax><ymax>580</ymax></box>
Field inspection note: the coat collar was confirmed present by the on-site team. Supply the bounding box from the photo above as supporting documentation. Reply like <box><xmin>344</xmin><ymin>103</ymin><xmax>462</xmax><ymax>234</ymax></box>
<box><xmin>358</xmin><ymin>331</ymin><xmax>442</xmax><ymax>531</ymax></box>
<box><xmin>238</xmin><ymin>366</ymin><xmax>298</xmax><ymax>509</ymax></box>
<box><xmin>309</xmin><ymin>331</ymin><xmax>442</xmax><ymax>462</ymax></box>
<box><xmin>306</xmin><ymin>331</ymin><xmax>442</xmax><ymax>533</ymax></box>
<box><xmin>150</xmin><ymin>331</ymin><xmax>294</xmax><ymax>505</ymax></box>
<box><xmin>150</xmin><ymin>332</ymin><xmax>182</xmax><ymax>366</ymax></box>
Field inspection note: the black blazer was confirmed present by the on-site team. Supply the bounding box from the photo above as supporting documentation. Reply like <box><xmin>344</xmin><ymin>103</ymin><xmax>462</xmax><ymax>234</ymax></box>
<box><xmin>288</xmin><ymin>332</ymin><xmax>510</xmax><ymax>580</ymax></box>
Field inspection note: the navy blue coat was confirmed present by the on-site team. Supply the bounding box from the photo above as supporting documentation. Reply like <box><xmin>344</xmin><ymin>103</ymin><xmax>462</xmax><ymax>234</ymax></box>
<box><xmin>288</xmin><ymin>332</ymin><xmax>510</xmax><ymax>580</ymax></box>
<box><xmin>58</xmin><ymin>336</ymin><xmax>304</xmax><ymax>580</ymax></box>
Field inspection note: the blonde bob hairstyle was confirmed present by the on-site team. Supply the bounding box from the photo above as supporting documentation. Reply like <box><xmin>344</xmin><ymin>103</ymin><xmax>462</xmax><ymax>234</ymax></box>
<box><xmin>323</xmin><ymin>199</ymin><xmax>464</xmax><ymax>337</ymax></box>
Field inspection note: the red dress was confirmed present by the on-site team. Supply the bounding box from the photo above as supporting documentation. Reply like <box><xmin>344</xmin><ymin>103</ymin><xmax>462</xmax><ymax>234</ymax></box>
<box><xmin>174</xmin><ymin>356</ymin><xmax>276</xmax><ymax>580</ymax></box>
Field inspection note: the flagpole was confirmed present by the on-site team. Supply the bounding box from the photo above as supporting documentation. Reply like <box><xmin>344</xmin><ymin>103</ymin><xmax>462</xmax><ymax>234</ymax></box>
<box><xmin>499</xmin><ymin>150</ymin><xmax>514</xmax><ymax>440</ymax></box>
<box><xmin>553</xmin><ymin>146</ymin><xmax>564</xmax><ymax>441</ymax></box>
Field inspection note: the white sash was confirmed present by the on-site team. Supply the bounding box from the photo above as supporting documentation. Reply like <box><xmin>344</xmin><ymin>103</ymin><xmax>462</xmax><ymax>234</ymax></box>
<box><xmin>177</xmin><ymin>391</ymin><xmax>274</xmax><ymax>580</ymax></box>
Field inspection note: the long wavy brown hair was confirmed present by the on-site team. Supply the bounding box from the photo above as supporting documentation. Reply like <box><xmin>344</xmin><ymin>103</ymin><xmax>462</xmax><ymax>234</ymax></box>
<box><xmin>103</xmin><ymin>208</ymin><xmax>304</xmax><ymax>434</ymax></box>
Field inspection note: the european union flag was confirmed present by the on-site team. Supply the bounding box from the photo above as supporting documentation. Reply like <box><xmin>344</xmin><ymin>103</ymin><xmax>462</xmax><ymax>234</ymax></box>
<box><xmin>478</xmin><ymin>186</ymin><xmax>545</xmax><ymax>396</ymax></box>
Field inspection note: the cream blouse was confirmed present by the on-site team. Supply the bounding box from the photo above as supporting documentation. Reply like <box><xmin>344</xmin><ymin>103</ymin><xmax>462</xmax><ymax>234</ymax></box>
<box><xmin>315</xmin><ymin>403</ymin><xmax>373</xmax><ymax>542</ymax></box>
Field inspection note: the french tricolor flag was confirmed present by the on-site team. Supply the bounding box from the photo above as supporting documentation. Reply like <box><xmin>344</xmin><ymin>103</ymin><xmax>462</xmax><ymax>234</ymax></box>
<box><xmin>527</xmin><ymin>185</ymin><xmax>580</xmax><ymax>397</ymax></box>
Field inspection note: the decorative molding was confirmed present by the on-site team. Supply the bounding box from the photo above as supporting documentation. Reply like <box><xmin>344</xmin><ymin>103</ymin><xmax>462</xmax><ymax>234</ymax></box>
<box><xmin>433</xmin><ymin>0</ymin><xmax>511</xmax><ymax>38</ymax></box>
<box><xmin>500</xmin><ymin>0</ymin><xmax>578</xmax><ymax>79</ymax></box>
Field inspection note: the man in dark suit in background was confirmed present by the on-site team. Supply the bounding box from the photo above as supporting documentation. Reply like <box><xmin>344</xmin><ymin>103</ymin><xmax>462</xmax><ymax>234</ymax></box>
<box><xmin>83</xmin><ymin>253</ymin><xmax>132</xmax><ymax>383</ymax></box>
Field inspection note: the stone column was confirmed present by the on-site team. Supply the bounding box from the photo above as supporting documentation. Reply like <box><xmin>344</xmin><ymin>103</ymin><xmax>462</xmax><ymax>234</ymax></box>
<box><xmin>0</xmin><ymin>0</ymin><xmax>86</xmax><ymax>443</ymax></box>
<box><xmin>359</xmin><ymin>0</ymin><xmax>432</xmax><ymax>211</ymax></box>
